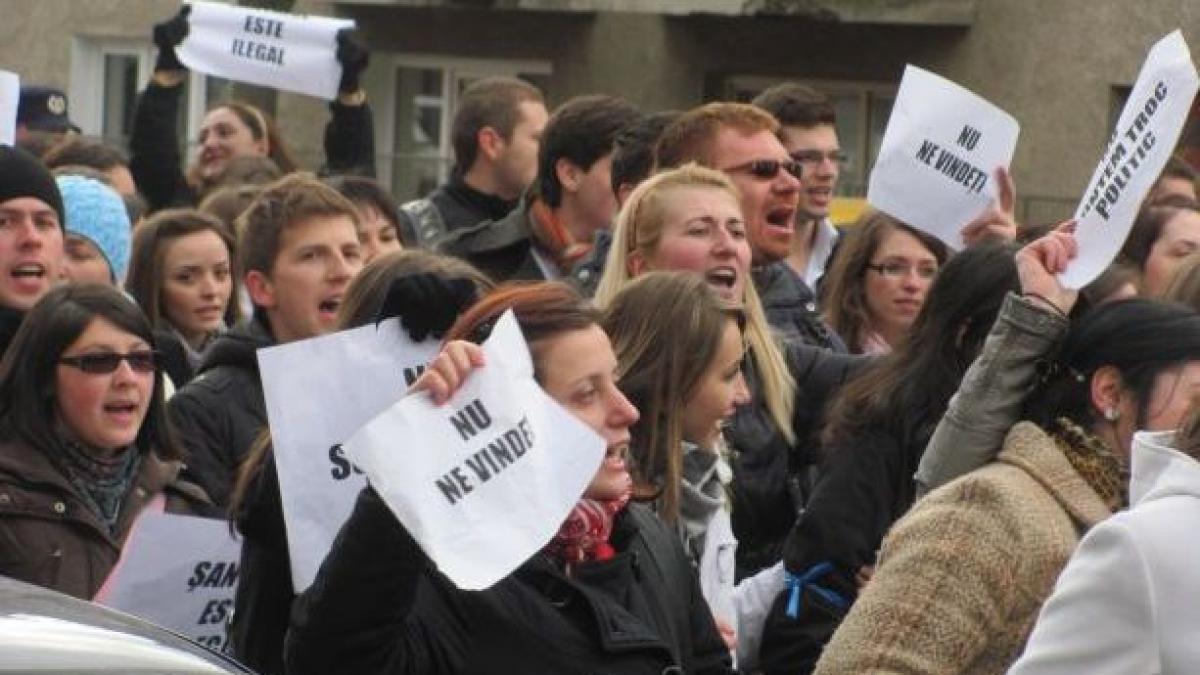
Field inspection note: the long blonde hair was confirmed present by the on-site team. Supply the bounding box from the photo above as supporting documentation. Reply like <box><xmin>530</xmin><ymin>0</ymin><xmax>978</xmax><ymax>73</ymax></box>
<box><xmin>595</xmin><ymin>163</ymin><xmax>796</xmax><ymax>443</ymax></box>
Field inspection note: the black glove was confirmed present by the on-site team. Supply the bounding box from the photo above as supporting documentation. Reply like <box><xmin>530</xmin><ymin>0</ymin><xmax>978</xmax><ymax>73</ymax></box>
<box><xmin>336</xmin><ymin>28</ymin><xmax>369</xmax><ymax>95</ymax></box>
<box><xmin>375</xmin><ymin>274</ymin><xmax>478</xmax><ymax>343</ymax></box>
<box><xmin>153</xmin><ymin>5</ymin><xmax>191</xmax><ymax>72</ymax></box>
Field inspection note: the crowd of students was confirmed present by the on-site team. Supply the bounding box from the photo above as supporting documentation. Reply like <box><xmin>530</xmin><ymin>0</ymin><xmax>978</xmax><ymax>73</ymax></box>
<box><xmin>3</xmin><ymin>5</ymin><xmax>1200</xmax><ymax>674</ymax></box>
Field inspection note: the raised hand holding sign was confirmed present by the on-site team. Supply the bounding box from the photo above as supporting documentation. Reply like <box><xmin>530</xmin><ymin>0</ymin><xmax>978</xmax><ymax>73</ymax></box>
<box><xmin>177</xmin><ymin>1</ymin><xmax>354</xmax><ymax>100</ymax></box>
<box><xmin>867</xmin><ymin>65</ymin><xmax>1020</xmax><ymax>249</ymax></box>
<box><xmin>1061</xmin><ymin>30</ymin><xmax>1200</xmax><ymax>289</ymax></box>
<box><xmin>345</xmin><ymin>310</ymin><xmax>606</xmax><ymax>590</ymax></box>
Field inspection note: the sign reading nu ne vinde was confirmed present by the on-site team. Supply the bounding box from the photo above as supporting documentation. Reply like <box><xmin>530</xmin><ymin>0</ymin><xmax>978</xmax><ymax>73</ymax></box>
<box><xmin>1061</xmin><ymin>30</ymin><xmax>1200</xmax><ymax>289</ymax></box>
<box><xmin>178</xmin><ymin>1</ymin><xmax>354</xmax><ymax>100</ymax></box>
<box><xmin>867</xmin><ymin>65</ymin><xmax>1020</xmax><ymax>250</ymax></box>
<box><xmin>345</xmin><ymin>310</ymin><xmax>606</xmax><ymax>591</ymax></box>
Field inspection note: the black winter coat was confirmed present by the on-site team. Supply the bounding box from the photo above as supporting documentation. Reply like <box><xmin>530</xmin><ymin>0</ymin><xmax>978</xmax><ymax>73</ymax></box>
<box><xmin>725</xmin><ymin>341</ymin><xmax>864</xmax><ymax>581</ymax></box>
<box><xmin>397</xmin><ymin>175</ymin><xmax>518</xmax><ymax>247</ymax></box>
<box><xmin>753</xmin><ymin>262</ymin><xmax>846</xmax><ymax>353</ymax></box>
<box><xmin>286</xmin><ymin>487</ymin><xmax>735</xmax><ymax>675</ymax></box>
<box><xmin>758</xmin><ymin>417</ymin><xmax>933</xmax><ymax>675</ymax></box>
<box><xmin>228</xmin><ymin>449</ymin><xmax>291</xmax><ymax>675</ymax></box>
<box><xmin>437</xmin><ymin>198</ymin><xmax>547</xmax><ymax>283</ymax></box>
<box><xmin>168</xmin><ymin>318</ymin><xmax>273</xmax><ymax>507</ymax></box>
<box><xmin>129</xmin><ymin>81</ymin><xmax>376</xmax><ymax>213</ymax></box>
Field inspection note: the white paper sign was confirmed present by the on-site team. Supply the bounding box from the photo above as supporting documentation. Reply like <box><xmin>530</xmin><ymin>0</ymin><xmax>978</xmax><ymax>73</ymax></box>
<box><xmin>1062</xmin><ymin>31</ymin><xmax>1200</xmax><ymax>289</ymax></box>
<box><xmin>0</xmin><ymin>70</ymin><xmax>18</xmax><ymax>146</ymax></box>
<box><xmin>94</xmin><ymin>512</ymin><xmax>241</xmax><ymax>652</ymax></box>
<box><xmin>178</xmin><ymin>1</ymin><xmax>354</xmax><ymax>101</ymax></box>
<box><xmin>867</xmin><ymin>65</ymin><xmax>1020</xmax><ymax>249</ymax></box>
<box><xmin>346</xmin><ymin>310</ymin><xmax>606</xmax><ymax>591</ymax></box>
<box><xmin>258</xmin><ymin>319</ymin><xmax>440</xmax><ymax>592</ymax></box>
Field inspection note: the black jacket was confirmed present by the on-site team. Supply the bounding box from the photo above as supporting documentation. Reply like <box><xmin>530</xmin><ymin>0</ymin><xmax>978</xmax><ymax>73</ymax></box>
<box><xmin>569</xmin><ymin>228</ymin><xmax>612</xmax><ymax>298</ymax></box>
<box><xmin>397</xmin><ymin>175</ymin><xmax>517</xmax><ymax>247</ymax></box>
<box><xmin>167</xmin><ymin>318</ymin><xmax>273</xmax><ymax>507</ymax></box>
<box><xmin>758</xmin><ymin>417</ymin><xmax>932</xmax><ymax>675</ymax></box>
<box><xmin>129</xmin><ymin>81</ymin><xmax>376</xmax><ymax>213</ymax></box>
<box><xmin>286</xmin><ymin>487</ymin><xmax>734</xmax><ymax>675</ymax></box>
<box><xmin>753</xmin><ymin>262</ymin><xmax>846</xmax><ymax>353</ymax></box>
<box><xmin>228</xmin><ymin>449</ymin><xmax>291</xmax><ymax>675</ymax></box>
<box><xmin>0</xmin><ymin>305</ymin><xmax>23</xmax><ymax>360</ymax></box>
<box><xmin>437</xmin><ymin>198</ymin><xmax>547</xmax><ymax>283</ymax></box>
<box><xmin>726</xmin><ymin>340</ymin><xmax>864</xmax><ymax>581</ymax></box>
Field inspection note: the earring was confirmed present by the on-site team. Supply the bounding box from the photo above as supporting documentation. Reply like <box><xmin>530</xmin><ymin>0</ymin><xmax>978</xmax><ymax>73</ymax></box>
<box><xmin>1104</xmin><ymin>408</ymin><xmax>1120</xmax><ymax>422</ymax></box>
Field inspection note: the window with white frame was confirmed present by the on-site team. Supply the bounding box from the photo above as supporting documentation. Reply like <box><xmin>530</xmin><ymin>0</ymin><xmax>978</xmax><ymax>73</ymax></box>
<box><xmin>69</xmin><ymin>36</ymin><xmax>252</xmax><ymax>159</ymax></box>
<box><xmin>721</xmin><ymin>75</ymin><xmax>898</xmax><ymax>197</ymax></box>
<box><xmin>377</xmin><ymin>55</ymin><xmax>552</xmax><ymax>202</ymax></box>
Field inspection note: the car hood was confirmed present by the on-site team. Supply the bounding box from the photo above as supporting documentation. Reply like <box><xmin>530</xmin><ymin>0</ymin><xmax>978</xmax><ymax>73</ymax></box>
<box><xmin>0</xmin><ymin>575</ymin><xmax>252</xmax><ymax>674</ymax></box>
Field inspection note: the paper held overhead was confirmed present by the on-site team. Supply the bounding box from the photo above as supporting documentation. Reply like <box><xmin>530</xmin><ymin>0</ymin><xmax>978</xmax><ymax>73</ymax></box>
<box><xmin>0</xmin><ymin>70</ymin><xmax>18</xmax><ymax>146</ymax></box>
<box><xmin>1060</xmin><ymin>30</ymin><xmax>1200</xmax><ymax>289</ymax></box>
<box><xmin>177</xmin><ymin>1</ymin><xmax>354</xmax><ymax>100</ymax></box>
<box><xmin>867</xmin><ymin>64</ymin><xmax>1020</xmax><ymax>250</ymax></box>
<box><xmin>345</xmin><ymin>310</ymin><xmax>606</xmax><ymax>591</ymax></box>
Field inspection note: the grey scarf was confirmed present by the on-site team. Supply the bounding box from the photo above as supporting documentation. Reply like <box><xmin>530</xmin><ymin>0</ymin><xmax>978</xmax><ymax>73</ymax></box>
<box><xmin>676</xmin><ymin>441</ymin><xmax>733</xmax><ymax>564</ymax></box>
<box><xmin>50</xmin><ymin>424</ymin><xmax>141</xmax><ymax>535</ymax></box>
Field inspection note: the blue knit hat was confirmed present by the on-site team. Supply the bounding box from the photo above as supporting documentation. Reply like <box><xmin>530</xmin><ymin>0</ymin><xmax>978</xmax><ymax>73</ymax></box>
<box><xmin>56</xmin><ymin>175</ymin><xmax>131</xmax><ymax>283</ymax></box>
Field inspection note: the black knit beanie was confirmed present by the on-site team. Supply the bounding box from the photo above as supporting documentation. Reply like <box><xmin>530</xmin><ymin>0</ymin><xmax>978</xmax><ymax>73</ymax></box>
<box><xmin>0</xmin><ymin>145</ymin><xmax>64</xmax><ymax>226</ymax></box>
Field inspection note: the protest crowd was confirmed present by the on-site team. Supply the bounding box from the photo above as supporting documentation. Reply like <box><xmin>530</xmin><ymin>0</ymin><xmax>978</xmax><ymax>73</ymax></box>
<box><xmin>6</xmin><ymin>3</ymin><xmax>1200</xmax><ymax>674</ymax></box>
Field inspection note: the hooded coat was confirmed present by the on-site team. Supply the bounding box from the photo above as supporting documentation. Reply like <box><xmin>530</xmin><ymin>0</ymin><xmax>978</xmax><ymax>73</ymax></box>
<box><xmin>167</xmin><ymin>317</ymin><xmax>274</xmax><ymax>506</ymax></box>
<box><xmin>1010</xmin><ymin>429</ymin><xmax>1200</xmax><ymax>674</ymax></box>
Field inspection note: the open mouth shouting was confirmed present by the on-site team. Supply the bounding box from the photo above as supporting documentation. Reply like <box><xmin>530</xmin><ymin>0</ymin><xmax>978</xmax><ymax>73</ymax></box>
<box><xmin>764</xmin><ymin>206</ymin><xmax>796</xmax><ymax>234</ymax></box>
<box><xmin>9</xmin><ymin>261</ymin><xmax>51</xmax><ymax>297</ymax></box>
<box><xmin>317</xmin><ymin>294</ymin><xmax>343</xmax><ymax>324</ymax></box>
<box><xmin>603</xmin><ymin>443</ymin><xmax>628</xmax><ymax>471</ymax></box>
<box><xmin>704</xmin><ymin>266</ymin><xmax>741</xmax><ymax>300</ymax></box>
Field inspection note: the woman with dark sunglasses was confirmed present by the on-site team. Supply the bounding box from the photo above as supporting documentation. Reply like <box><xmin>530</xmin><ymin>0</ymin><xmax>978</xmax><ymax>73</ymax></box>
<box><xmin>0</xmin><ymin>283</ymin><xmax>210</xmax><ymax>600</ymax></box>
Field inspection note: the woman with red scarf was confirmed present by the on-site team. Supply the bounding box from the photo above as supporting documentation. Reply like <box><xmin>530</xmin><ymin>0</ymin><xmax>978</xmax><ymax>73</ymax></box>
<box><xmin>285</xmin><ymin>282</ymin><xmax>734</xmax><ymax>675</ymax></box>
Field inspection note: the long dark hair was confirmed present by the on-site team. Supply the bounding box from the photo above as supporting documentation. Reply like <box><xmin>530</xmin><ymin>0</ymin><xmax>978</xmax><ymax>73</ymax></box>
<box><xmin>823</xmin><ymin>242</ymin><xmax>1019</xmax><ymax>446</ymax></box>
<box><xmin>1024</xmin><ymin>298</ymin><xmax>1200</xmax><ymax>431</ymax></box>
<box><xmin>0</xmin><ymin>284</ymin><xmax>180</xmax><ymax>461</ymax></box>
<box><xmin>126</xmin><ymin>208</ymin><xmax>241</xmax><ymax>332</ymax></box>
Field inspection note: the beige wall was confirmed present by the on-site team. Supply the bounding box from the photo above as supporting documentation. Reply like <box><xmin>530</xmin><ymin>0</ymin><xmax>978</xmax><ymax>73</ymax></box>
<box><xmin>5</xmin><ymin>0</ymin><xmax>1200</xmax><ymax>219</ymax></box>
<box><xmin>0</xmin><ymin>0</ymin><xmax>175</xmax><ymax>88</ymax></box>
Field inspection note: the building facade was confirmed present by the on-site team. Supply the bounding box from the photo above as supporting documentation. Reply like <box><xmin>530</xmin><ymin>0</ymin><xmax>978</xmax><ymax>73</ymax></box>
<box><xmin>3</xmin><ymin>0</ymin><xmax>1199</xmax><ymax>223</ymax></box>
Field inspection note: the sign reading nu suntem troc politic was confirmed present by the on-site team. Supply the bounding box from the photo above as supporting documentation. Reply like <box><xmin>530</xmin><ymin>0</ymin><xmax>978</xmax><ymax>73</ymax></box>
<box><xmin>1062</xmin><ymin>30</ymin><xmax>1200</xmax><ymax>289</ymax></box>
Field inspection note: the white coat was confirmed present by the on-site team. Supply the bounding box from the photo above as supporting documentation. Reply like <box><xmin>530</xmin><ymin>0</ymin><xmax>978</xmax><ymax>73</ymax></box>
<box><xmin>1009</xmin><ymin>429</ymin><xmax>1200</xmax><ymax>674</ymax></box>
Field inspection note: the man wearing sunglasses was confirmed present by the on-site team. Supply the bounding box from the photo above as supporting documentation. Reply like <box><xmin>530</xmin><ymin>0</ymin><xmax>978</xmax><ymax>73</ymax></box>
<box><xmin>656</xmin><ymin>103</ymin><xmax>845</xmax><ymax>353</ymax></box>
<box><xmin>753</xmin><ymin>84</ymin><xmax>844</xmax><ymax>296</ymax></box>
<box><xmin>0</xmin><ymin>146</ymin><xmax>66</xmax><ymax>357</ymax></box>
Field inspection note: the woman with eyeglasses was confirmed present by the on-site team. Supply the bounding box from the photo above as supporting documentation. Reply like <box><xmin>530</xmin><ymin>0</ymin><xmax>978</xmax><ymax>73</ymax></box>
<box><xmin>0</xmin><ymin>284</ymin><xmax>209</xmax><ymax>600</ymax></box>
<box><xmin>821</xmin><ymin>210</ymin><xmax>950</xmax><ymax>354</ymax></box>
